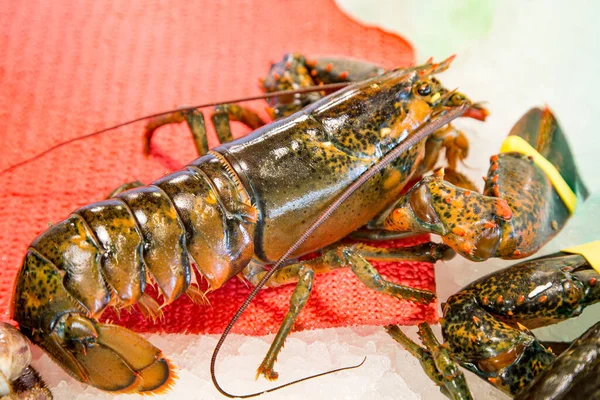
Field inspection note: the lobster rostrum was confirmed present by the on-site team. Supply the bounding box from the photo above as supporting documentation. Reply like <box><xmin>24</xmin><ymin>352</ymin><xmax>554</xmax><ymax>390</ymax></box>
<box><xmin>386</xmin><ymin>108</ymin><xmax>596</xmax><ymax>399</ymax></box>
<box><xmin>11</xmin><ymin>56</ymin><xmax>483</xmax><ymax>394</ymax></box>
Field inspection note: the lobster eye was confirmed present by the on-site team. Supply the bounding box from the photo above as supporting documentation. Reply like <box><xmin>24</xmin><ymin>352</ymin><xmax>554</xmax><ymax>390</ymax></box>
<box><xmin>417</xmin><ymin>82</ymin><xmax>432</xmax><ymax>96</ymax></box>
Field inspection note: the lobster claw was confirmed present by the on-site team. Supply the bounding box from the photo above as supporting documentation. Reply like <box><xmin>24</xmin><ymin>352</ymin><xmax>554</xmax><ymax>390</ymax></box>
<box><xmin>384</xmin><ymin>171</ymin><xmax>513</xmax><ymax>261</ymax></box>
<box><xmin>384</xmin><ymin>177</ymin><xmax>448</xmax><ymax>236</ymax></box>
<box><xmin>45</xmin><ymin>314</ymin><xmax>174</xmax><ymax>393</ymax></box>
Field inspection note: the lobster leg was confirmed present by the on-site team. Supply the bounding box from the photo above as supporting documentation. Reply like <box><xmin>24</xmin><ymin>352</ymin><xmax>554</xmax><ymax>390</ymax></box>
<box><xmin>144</xmin><ymin>104</ymin><xmax>265</xmax><ymax>156</ymax></box>
<box><xmin>106</xmin><ymin>180</ymin><xmax>144</xmax><ymax>197</ymax></box>
<box><xmin>243</xmin><ymin>242</ymin><xmax>452</xmax><ymax>380</ymax></box>
<box><xmin>141</xmin><ymin>53</ymin><xmax>326</xmax><ymax>156</ymax></box>
<box><xmin>144</xmin><ymin>54</ymin><xmax>385</xmax><ymax>147</ymax></box>
<box><xmin>211</xmin><ymin>103</ymin><xmax>266</xmax><ymax>144</ymax></box>
<box><xmin>244</xmin><ymin>245</ymin><xmax>437</xmax><ymax>301</ymax></box>
<box><xmin>144</xmin><ymin>109</ymin><xmax>208</xmax><ymax>156</ymax></box>
<box><xmin>244</xmin><ymin>242</ymin><xmax>452</xmax><ymax>290</ymax></box>
<box><xmin>418</xmin><ymin>323</ymin><xmax>473</xmax><ymax>400</ymax></box>
<box><xmin>140</xmin><ymin>53</ymin><xmax>323</xmax><ymax>151</ymax></box>
<box><xmin>256</xmin><ymin>265</ymin><xmax>314</xmax><ymax>381</ymax></box>
<box><xmin>412</xmin><ymin>124</ymin><xmax>475</xmax><ymax>190</ymax></box>
<box><xmin>350</xmin><ymin>242</ymin><xmax>454</xmax><ymax>263</ymax></box>
<box><xmin>385</xmin><ymin>325</ymin><xmax>450</xmax><ymax>395</ymax></box>
<box><xmin>387</xmin><ymin>323</ymin><xmax>473</xmax><ymax>400</ymax></box>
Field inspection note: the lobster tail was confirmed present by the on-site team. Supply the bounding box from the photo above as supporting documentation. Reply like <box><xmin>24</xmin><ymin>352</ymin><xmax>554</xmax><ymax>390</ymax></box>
<box><xmin>60</xmin><ymin>316</ymin><xmax>174</xmax><ymax>393</ymax></box>
<box><xmin>39</xmin><ymin>315</ymin><xmax>174</xmax><ymax>393</ymax></box>
<box><xmin>12</xmin><ymin>248</ymin><xmax>174</xmax><ymax>393</ymax></box>
<box><xmin>11</xmin><ymin>151</ymin><xmax>258</xmax><ymax>393</ymax></box>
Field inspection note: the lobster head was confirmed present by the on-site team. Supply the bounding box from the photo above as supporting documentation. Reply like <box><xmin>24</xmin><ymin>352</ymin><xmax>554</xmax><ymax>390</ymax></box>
<box><xmin>404</xmin><ymin>56</ymin><xmax>488</xmax><ymax>122</ymax></box>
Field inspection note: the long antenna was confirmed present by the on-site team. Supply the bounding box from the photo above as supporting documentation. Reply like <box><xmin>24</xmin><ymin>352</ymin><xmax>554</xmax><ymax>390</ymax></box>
<box><xmin>210</xmin><ymin>103</ymin><xmax>469</xmax><ymax>398</ymax></box>
<box><xmin>0</xmin><ymin>82</ymin><xmax>350</xmax><ymax>176</ymax></box>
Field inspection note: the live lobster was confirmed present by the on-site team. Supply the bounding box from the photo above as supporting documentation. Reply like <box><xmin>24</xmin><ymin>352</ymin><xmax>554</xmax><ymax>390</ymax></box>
<box><xmin>9</xmin><ymin>55</ymin><xmax>482</xmax><ymax>396</ymax></box>
<box><xmin>4</xmin><ymin>53</ymin><xmax>589</xmax><ymax>399</ymax></box>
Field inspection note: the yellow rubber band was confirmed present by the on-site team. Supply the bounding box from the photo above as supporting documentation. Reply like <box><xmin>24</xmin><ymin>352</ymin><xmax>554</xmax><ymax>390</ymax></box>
<box><xmin>500</xmin><ymin>135</ymin><xmax>577</xmax><ymax>214</ymax></box>
<box><xmin>563</xmin><ymin>241</ymin><xmax>600</xmax><ymax>274</ymax></box>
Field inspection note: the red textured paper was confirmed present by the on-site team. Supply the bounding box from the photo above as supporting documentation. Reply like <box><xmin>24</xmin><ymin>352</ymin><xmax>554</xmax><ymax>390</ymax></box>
<box><xmin>0</xmin><ymin>0</ymin><xmax>437</xmax><ymax>335</ymax></box>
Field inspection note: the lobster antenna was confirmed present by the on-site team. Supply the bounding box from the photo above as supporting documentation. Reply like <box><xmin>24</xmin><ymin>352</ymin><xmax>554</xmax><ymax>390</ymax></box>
<box><xmin>210</xmin><ymin>102</ymin><xmax>470</xmax><ymax>398</ymax></box>
<box><xmin>0</xmin><ymin>82</ymin><xmax>350</xmax><ymax>176</ymax></box>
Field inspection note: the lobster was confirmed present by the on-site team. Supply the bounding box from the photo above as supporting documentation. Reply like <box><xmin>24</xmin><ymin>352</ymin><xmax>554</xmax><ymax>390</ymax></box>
<box><xmin>9</xmin><ymin>55</ymin><xmax>487</xmax><ymax>395</ymax></box>
<box><xmin>388</xmin><ymin>248</ymin><xmax>600</xmax><ymax>400</ymax></box>
<box><xmin>385</xmin><ymin>106</ymin><xmax>596</xmax><ymax>399</ymax></box>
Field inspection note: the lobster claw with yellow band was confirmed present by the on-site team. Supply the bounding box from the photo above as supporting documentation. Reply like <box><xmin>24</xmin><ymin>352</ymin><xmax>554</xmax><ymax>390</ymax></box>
<box><xmin>500</xmin><ymin>135</ymin><xmax>578</xmax><ymax>214</ymax></box>
<box><xmin>501</xmin><ymin>108</ymin><xmax>597</xmax><ymax>273</ymax></box>
<box><xmin>500</xmin><ymin>106</ymin><xmax>589</xmax><ymax>215</ymax></box>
